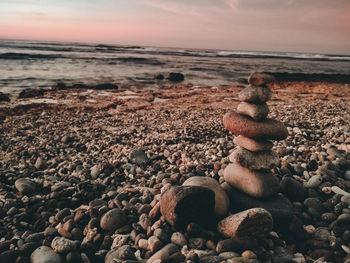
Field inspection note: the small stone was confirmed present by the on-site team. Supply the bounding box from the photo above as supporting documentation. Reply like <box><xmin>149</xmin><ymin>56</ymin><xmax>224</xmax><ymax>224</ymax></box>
<box><xmin>129</xmin><ymin>149</ymin><xmax>149</xmax><ymax>165</ymax></box>
<box><xmin>233</xmin><ymin>136</ymin><xmax>273</xmax><ymax>152</ymax></box>
<box><xmin>90</xmin><ymin>165</ymin><xmax>102</xmax><ymax>179</ymax></box>
<box><xmin>341</xmin><ymin>195</ymin><xmax>350</xmax><ymax>205</ymax></box>
<box><xmin>223</xmin><ymin>111</ymin><xmax>288</xmax><ymax>140</ymax></box>
<box><xmin>237</xmin><ymin>102</ymin><xmax>269</xmax><ymax>120</ymax></box>
<box><xmin>305</xmin><ymin>175</ymin><xmax>322</xmax><ymax>188</ymax></box>
<box><xmin>105</xmin><ymin>245</ymin><xmax>135</xmax><ymax>263</ymax></box>
<box><xmin>217</xmin><ymin>208</ymin><xmax>273</xmax><ymax>238</ymax></box>
<box><xmin>30</xmin><ymin>246</ymin><xmax>62</xmax><ymax>263</ymax></box>
<box><xmin>171</xmin><ymin>232</ymin><xmax>187</xmax><ymax>247</ymax></box>
<box><xmin>148</xmin><ymin>236</ymin><xmax>162</xmax><ymax>253</ymax></box>
<box><xmin>224</xmin><ymin>163</ymin><xmax>280</xmax><ymax>198</ymax></box>
<box><xmin>160</xmin><ymin>186</ymin><xmax>215</xmax><ymax>229</ymax></box>
<box><xmin>188</xmin><ymin>238</ymin><xmax>206</xmax><ymax>249</ymax></box>
<box><xmin>100</xmin><ymin>208</ymin><xmax>127</xmax><ymax>232</ymax></box>
<box><xmin>248</xmin><ymin>72</ymin><xmax>275</xmax><ymax>86</ymax></box>
<box><xmin>331</xmin><ymin>186</ymin><xmax>350</xmax><ymax>195</ymax></box>
<box><xmin>15</xmin><ymin>178</ymin><xmax>37</xmax><ymax>195</ymax></box>
<box><xmin>51</xmin><ymin>237</ymin><xmax>78</xmax><ymax>253</ymax></box>
<box><xmin>344</xmin><ymin>170</ymin><xmax>350</xmax><ymax>180</ymax></box>
<box><xmin>216</xmin><ymin>237</ymin><xmax>258</xmax><ymax>253</ymax></box>
<box><xmin>229</xmin><ymin>147</ymin><xmax>279</xmax><ymax>170</ymax></box>
<box><xmin>183</xmin><ymin>176</ymin><xmax>230</xmax><ymax>218</ymax></box>
<box><xmin>35</xmin><ymin>157</ymin><xmax>46</xmax><ymax>170</ymax></box>
<box><xmin>146</xmin><ymin>243</ymin><xmax>179</xmax><ymax>263</ymax></box>
<box><xmin>238</xmin><ymin>85</ymin><xmax>272</xmax><ymax>103</ymax></box>
<box><xmin>241</xmin><ymin>250</ymin><xmax>257</xmax><ymax>259</ymax></box>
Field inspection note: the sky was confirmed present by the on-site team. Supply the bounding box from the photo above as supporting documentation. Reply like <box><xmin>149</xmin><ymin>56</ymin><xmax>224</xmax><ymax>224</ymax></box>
<box><xmin>0</xmin><ymin>0</ymin><xmax>349</xmax><ymax>54</ymax></box>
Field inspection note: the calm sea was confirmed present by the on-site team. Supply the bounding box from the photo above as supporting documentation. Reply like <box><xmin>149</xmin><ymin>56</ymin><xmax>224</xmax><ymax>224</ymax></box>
<box><xmin>1</xmin><ymin>39</ymin><xmax>350</xmax><ymax>94</ymax></box>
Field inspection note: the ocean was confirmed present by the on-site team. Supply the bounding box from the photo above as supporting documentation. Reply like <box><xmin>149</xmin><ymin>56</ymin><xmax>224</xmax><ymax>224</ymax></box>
<box><xmin>1</xmin><ymin>39</ymin><xmax>350</xmax><ymax>95</ymax></box>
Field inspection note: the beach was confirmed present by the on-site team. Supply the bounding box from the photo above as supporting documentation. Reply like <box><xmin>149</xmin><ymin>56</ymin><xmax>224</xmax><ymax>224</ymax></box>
<box><xmin>1</xmin><ymin>75</ymin><xmax>350</xmax><ymax>262</ymax></box>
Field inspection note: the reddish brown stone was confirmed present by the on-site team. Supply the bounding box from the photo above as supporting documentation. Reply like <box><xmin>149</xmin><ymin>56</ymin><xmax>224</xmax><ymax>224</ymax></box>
<box><xmin>238</xmin><ymin>85</ymin><xmax>272</xmax><ymax>103</ymax></box>
<box><xmin>233</xmin><ymin>136</ymin><xmax>273</xmax><ymax>152</ymax></box>
<box><xmin>160</xmin><ymin>186</ymin><xmax>215</xmax><ymax>230</ymax></box>
<box><xmin>223</xmin><ymin>111</ymin><xmax>288</xmax><ymax>140</ymax></box>
<box><xmin>217</xmin><ymin>208</ymin><xmax>273</xmax><ymax>238</ymax></box>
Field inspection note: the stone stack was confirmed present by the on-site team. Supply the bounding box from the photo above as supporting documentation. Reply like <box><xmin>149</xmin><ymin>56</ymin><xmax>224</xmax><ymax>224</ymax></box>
<box><xmin>221</xmin><ymin>72</ymin><xmax>292</xmax><ymax>225</ymax></box>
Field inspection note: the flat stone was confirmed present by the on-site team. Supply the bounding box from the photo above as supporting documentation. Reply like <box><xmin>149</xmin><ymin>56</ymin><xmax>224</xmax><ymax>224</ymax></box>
<box><xmin>183</xmin><ymin>176</ymin><xmax>230</xmax><ymax>218</ymax></box>
<box><xmin>100</xmin><ymin>208</ymin><xmax>127</xmax><ymax>232</ymax></box>
<box><xmin>30</xmin><ymin>246</ymin><xmax>62</xmax><ymax>263</ymax></box>
<box><xmin>223</xmin><ymin>111</ymin><xmax>288</xmax><ymax>140</ymax></box>
<box><xmin>233</xmin><ymin>136</ymin><xmax>273</xmax><ymax>152</ymax></box>
<box><xmin>224</xmin><ymin>163</ymin><xmax>280</xmax><ymax>198</ymax></box>
<box><xmin>248</xmin><ymin>72</ymin><xmax>275</xmax><ymax>86</ymax></box>
<box><xmin>237</xmin><ymin>102</ymin><xmax>269</xmax><ymax>120</ymax></box>
<box><xmin>229</xmin><ymin>147</ymin><xmax>279</xmax><ymax>170</ymax></box>
<box><xmin>221</xmin><ymin>183</ymin><xmax>293</xmax><ymax>226</ymax></box>
<box><xmin>15</xmin><ymin>178</ymin><xmax>37</xmax><ymax>195</ymax></box>
<box><xmin>160</xmin><ymin>186</ymin><xmax>215</xmax><ymax>229</ymax></box>
<box><xmin>217</xmin><ymin>208</ymin><xmax>273</xmax><ymax>238</ymax></box>
<box><xmin>238</xmin><ymin>85</ymin><xmax>272</xmax><ymax>103</ymax></box>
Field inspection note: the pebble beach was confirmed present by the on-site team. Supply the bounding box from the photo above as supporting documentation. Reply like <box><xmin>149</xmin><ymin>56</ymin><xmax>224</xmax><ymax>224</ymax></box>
<box><xmin>1</xmin><ymin>76</ymin><xmax>350</xmax><ymax>263</ymax></box>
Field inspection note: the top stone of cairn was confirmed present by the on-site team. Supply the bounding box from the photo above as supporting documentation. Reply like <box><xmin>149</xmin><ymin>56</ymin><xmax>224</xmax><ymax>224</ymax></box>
<box><xmin>248</xmin><ymin>72</ymin><xmax>275</xmax><ymax>86</ymax></box>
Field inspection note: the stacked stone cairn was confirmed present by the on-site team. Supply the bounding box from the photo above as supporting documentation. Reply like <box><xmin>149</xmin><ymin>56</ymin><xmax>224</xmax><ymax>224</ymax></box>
<box><xmin>157</xmin><ymin>73</ymin><xmax>295</xmax><ymax>261</ymax></box>
<box><xmin>219</xmin><ymin>72</ymin><xmax>293</xmax><ymax>237</ymax></box>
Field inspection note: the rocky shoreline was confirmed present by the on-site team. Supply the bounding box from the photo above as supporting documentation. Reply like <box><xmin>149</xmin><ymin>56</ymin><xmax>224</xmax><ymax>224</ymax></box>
<box><xmin>0</xmin><ymin>79</ymin><xmax>350</xmax><ymax>263</ymax></box>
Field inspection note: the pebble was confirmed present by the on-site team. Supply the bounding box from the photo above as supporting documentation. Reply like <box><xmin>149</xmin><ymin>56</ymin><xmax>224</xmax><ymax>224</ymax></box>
<box><xmin>51</xmin><ymin>237</ymin><xmax>78</xmax><ymax>253</ymax></box>
<box><xmin>100</xmin><ymin>208</ymin><xmax>127</xmax><ymax>232</ymax></box>
<box><xmin>129</xmin><ymin>149</ymin><xmax>149</xmax><ymax>165</ymax></box>
<box><xmin>305</xmin><ymin>175</ymin><xmax>322</xmax><ymax>188</ymax></box>
<box><xmin>280</xmin><ymin>177</ymin><xmax>308</xmax><ymax>202</ymax></box>
<box><xmin>171</xmin><ymin>232</ymin><xmax>187</xmax><ymax>247</ymax></box>
<box><xmin>146</xmin><ymin>243</ymin><xmax>179</xmax><ymax>263</ymax></box>
<box><xmin>30</xmin><ymin>246</ymin><xmax>62</xmax><ymax>263</ymax></box>
<box><xmin>14</xmin><ymin>178</ymin><xmax>37</xmax><ymax>195</ymax></box>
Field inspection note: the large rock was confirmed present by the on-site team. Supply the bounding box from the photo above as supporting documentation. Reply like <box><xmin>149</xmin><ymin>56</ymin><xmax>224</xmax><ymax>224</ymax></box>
<box><xmin>217</xmin><ymin>208</ymin><xmax>273</xmax><ymax>238</ymax></box>
<box><xmin>30</xmin><ymin>246</ymin><xmax>62</xmax><ymax>263</ymax></box>
<box><xmin>183</xmin><ymin>176</ymin><xmax>230</xmax><ymax>218</ymax></box>
<box><xmin>221</xmin><ymin>182</ymin><xmax>294</xmax><ymax>225</ymax></box>
<box><xmin>238</xmin><ymin>85</ymin><xmax>272</xmax><ymax>104</ymax></box>
<box><xmin>100</xmin><ymin>208</ymin><xmax>127</xmax><ymax>232</ymax></box>
<box><xmin>229</xmin><ymin>147</ymin><xmax>280</xmax><ymax>170</ymax></box>
<box><xmin>248</xmin><ymin>72</ymin><xmax>275</xmax><ymax>86</ymax></box>
<box><xmin>237</xmin><ymin>102</ymin><xmax>269</xmax><ymax>120</ymax></box>
<box><xmin>160</xmin><ymin>186</ymin><xmax>215</xmax><ymax>229</ymax></box>
<box><xmin>15</xmin><ymin>178</ymin><xmax>37</xmax><ymax>195</ymax></box>
<box><xmin>233</xmin><ymin>136</ymin><xmax>273</xmax><ymax>152</ymax></box>
<box><xmin>0</xmin><ymin>92</ymin><xmax>10</xmax><ymax>102</ymax></box>
<box><xmin>167</xmin><ymin>72</ymin><xmax>184</xmax><ymax>82</ymax></box>
<box><xmin>223</xmin><ymin>163</ymin><xmax>280</xmax><ymax>198</ymax></box>
<box><xmin>223</xmin><ymin>111</ymin><xmax>288</xmax><ymax>140</ymax></box>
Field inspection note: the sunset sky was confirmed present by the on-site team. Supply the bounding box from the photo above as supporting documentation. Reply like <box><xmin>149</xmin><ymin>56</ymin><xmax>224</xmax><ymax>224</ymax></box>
<box><xmin>1</xmin><ymin>0</ymin><xmax>349</xmax><ymax>54</ymax></box>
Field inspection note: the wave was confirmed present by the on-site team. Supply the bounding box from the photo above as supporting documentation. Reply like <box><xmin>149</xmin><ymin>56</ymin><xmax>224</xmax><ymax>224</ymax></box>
<box><xmin>215</xmin><ymin>51</ymin><xmax>350</xmax><ymax>61</ymax></box>
<box><xmin>0</xmin><ymin>52</ymin><xmax>65</xmax><ymax>60</ymax></box>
